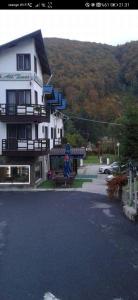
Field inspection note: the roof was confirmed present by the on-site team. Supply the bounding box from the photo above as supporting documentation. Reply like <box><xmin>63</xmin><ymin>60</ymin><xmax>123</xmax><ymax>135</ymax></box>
<box><xmin>0</xmin><ymin>30</ymin><xmax>51</xmax><ymax>75</ymax></box>
<box><xmin>50</xmin><ymin>147</ymin><xmax>86</xmax><ymax>158</ymax></box>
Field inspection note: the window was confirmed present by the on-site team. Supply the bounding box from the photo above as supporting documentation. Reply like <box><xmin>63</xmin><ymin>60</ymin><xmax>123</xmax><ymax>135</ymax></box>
<box><xmin>6</xmin><ymin>91</ymin><xmax>16</xmax><ymax>114</ymax></box>
<box><xmin>25</xmin><ymin>125</ymin><xmax>32</xmax><ymax>139</ymax></box>
<box><xmin>18</xmin><ymin>125</ymin><xmax>26</xmax><ymax>139</ymax></box>
<box><xmin>42</xmin><ymin>126</ymin><xmax>45</xmax><ymax>134</ymax></box>
<box><xmin>35</xmin><ymin>124</ymin><xmax>38</xmax><ymax>140</ymax></box>
<box><xmin>54</xmin><ymin>128</ymin><xmax>57</xmax><ymax>139</ymax></box>
<box><xmin>18</xmin><ymin>91</ymin><xmax>25</xmax><ymax>105</ymax></box>
<box><xmin>51</xmin><ymin>128</ymin><xmax>53</xmax><ymax>139</ymax></box>
<box><xmin>35</xmin><ymin>91</ymin><xmax>38</xmax><ymax>105</ymax></box>
<box><xmin>60</xmin><ymin>129</ymin><xmax>63</xmax><ymax>139</ymax></box>
<box><xmin>45</xmin><ymin>126</ymin><xmax>48</xmax><ymax>139</ymax></box>
<box><xmin>18</xmin><ymin>124</ymin><xmax>32</xmax><ymax>139</ymax></box>
<box><xmin>0</xmin><ymin>166</ymin><xmax>30</xmax><ymax>184</ymax></box>
<box><xmin>25</xmin><ymin>91</ymin><xmax>31</xmax><ymax>105</ymax></box>
<box><xmin>18</xmin><ymin>90</ymin><xmax>31</xmax><ymax>105</ymax></box>
<box><xmin>7</xmin><ymin>124</ymin><xmax>32</xmax><ymax>140</ymax></box>
<box><xmin>34</xmin><ymin>56</ymin><xmax>37</xmax><ymax>73</ymax></box>
<box><xmin>17</xmin><ymin>54</ymin><xmax>31</xmax><ymax>71</ymax></box>
<box><xmin>7</xmin><ymin>90</ymin><xmax>31</xmax><ymax>106</ymax></box>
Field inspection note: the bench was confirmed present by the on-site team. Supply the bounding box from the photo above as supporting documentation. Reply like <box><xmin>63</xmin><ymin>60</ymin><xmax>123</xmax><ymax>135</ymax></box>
<box><xmin>52</xmin><ymin>172</ymin><xmax>75</xmax><ymax>187</ymax></box>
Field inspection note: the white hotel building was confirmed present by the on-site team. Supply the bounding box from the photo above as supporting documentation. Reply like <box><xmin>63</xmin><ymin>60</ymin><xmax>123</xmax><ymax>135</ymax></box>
<box><xmin>0</xmin><ymin>30</ymin><xmax>65</xmax><ymax>185</ymax></box>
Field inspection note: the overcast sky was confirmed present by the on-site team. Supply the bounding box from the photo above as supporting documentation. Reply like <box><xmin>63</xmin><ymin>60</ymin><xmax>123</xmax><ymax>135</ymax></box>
<box><xmin>0</xmin><ymin>10</ymin><xmax>138</xmax><ymax>46</ymax></box>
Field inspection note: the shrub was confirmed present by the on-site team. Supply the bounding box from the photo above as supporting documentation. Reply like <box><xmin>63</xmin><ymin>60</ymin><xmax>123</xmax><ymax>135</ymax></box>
<box><xmin>107</xmin><ymin>174</ymin><xmax>128</xmax><ymax>200</ymax></box>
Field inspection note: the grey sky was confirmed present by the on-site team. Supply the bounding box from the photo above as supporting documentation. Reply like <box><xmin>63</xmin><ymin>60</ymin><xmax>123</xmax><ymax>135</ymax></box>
<box><xmin>0</xmin><ymin>10</ymin><xmax>138</xmax><ymax>46</ymax></box>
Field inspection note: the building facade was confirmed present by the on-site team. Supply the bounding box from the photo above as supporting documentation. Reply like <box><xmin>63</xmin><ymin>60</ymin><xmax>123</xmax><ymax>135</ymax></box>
<box><xmin>0</xmin><ymin>30</ymin><xmax>66</xmax><ymax>186</ymax></box>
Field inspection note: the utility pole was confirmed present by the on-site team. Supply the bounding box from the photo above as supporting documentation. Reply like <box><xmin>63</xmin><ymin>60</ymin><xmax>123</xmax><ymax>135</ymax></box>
<box><xmin>117</xmin><ymin>142</ymin><xmax>120</xmax><ymax>157</ymax></box>
<box><xmin>46</xmin><ymin>74</ymin><xmax>53</xmax><ymax>86</ymax></box>
<box><xmin>128</xmin><ymin>161</ymin><xmax>133</xmax><ymax>206</ymax></box>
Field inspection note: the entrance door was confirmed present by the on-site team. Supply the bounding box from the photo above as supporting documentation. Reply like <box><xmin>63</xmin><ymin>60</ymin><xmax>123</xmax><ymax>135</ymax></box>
<box><xmin>7</xmin><ymin>125</ymin><xmax>17</xmax><ymax>150</ymax></box>
<box><xmin>73</xmin><ymin>159</ymin><xmax>78</xmax><ymax>174</ymax></box>
<box><xmin>6</xmin><ymin>91</ymin><xmax>17</xmax><ymax>115</ymax></box>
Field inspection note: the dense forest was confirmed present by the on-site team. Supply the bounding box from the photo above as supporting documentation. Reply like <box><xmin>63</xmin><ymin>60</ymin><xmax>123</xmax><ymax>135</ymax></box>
<box><xmin>44</xmin><ymin>38</ymin><xmax>138</xmax><ymax>143</ymax></box>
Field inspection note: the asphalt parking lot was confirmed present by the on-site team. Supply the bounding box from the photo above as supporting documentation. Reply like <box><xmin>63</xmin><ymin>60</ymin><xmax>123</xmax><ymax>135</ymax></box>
<box><xmin>0</xmin><ymin>191</ymin><xmax>138</xmax><ymax>300</ymax></box>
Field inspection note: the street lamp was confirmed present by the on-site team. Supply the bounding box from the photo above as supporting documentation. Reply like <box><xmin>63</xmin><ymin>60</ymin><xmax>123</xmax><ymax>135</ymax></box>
<box><xmin>117</xmin><ymin>142</ymin><xmax>120</xmax><ymax>157</ymax></box>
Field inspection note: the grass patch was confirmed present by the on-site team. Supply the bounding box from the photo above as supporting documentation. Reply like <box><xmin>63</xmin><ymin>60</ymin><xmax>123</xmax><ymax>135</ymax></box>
<box><xmin>38</xmin><ymin>180</ymin><xmax>55</xmax><ymax>188</ymax></box>
<box><xmin>84</xmin><ymin>154</ymin><xmax>116</xmax><ymax>164</ymax></box>
<box><xmin>72</xmin><ymin>179</ymin><xmax>92</xmax><ymax>188</ymax></box>
<box><xmin>38</xmin><ymin>178</ymin><xmax>92</xmax><ymax>189</ymax></box>
<box><xmin>84</xmin><ymin>155</ymin><xmax>99</xmax><ymax>164</ymax></box>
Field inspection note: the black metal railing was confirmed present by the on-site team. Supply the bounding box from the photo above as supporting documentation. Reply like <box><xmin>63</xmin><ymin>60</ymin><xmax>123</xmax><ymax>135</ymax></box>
<box><xmin>0</xmin><ymin>104</ymin><xmax>49</xmax><ymax>117</ymax></box>
<box><xmin>2</xmin><ymin>138</ymin><xmax>50</xmax><ymax>152</ymax></box>
<box><xmin>53</xmin><ymin>138</ymin><xmax>62</xmax><ymax>147</ymax></box>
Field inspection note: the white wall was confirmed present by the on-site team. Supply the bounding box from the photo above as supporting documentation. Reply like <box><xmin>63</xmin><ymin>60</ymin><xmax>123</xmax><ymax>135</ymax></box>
<box><xmin>0</xmin><ymin>37</ymin><xmax>43</xmax><ymax>106</ymax></box>
<box><xmin>0</xmin><ymin>38</ymin><xmax>42</xmax><ymax>78</ymax></box>
<box><xmin>0</xmin><ymin>39</ymin><xmax>34</xmax><ymax>73</ymax></box>
<box><xmin>0</xmin><ymin>35</ymin><xmax>65</xmax><ymax>156</ymax></box>
<box><xmin>31</xmin><ymin>81</ymin><xmax>43</xmax><ymax>105</ymax></box>
<box><xmin>33</xmin><ymin>44</ymin><xmax>43</xmax><ymax>81</ymax></box>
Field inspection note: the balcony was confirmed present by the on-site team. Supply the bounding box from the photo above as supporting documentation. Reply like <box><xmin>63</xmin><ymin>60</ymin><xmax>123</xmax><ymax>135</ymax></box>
<box><xmin>53</xmin><ymin>138</ymin><xmax>62</xmax><ymax>147</ymax></box>
<box><xmin>2</xmin><ymin>139</ymin><xmax>50</xmax><ymax>156</ymax></box>
<box><xmin>54</xmin><ymin>99</ymin><xmax>67</xmax><ymax>110</ymax></box>
<box><xmin>0</xmin><ymin>104</ymin><xmax>50</xmax><ymax>123</ymax></box>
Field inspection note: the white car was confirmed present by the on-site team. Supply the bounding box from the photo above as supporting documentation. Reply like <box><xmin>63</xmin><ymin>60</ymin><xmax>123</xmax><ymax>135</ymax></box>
<box><xmin>99</xmin><ymin>162</ymin><xmax>119</xmax><ymax>174</ymax></box>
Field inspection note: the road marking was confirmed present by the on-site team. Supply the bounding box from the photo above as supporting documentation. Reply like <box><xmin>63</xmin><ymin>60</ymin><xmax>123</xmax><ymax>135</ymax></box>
<box><xmin>113</xmin><ymin>298</ymin><xmax>124</xmax><ymax>300</ymax></box>
<box><xmin>103</xmin><ymin>208</ymin><xmax>115</xmax><ymax>218</ymax></box>
<box><xmin>43</xmin><ymin>292</ymin><xmax>61</xmax><ymax>300</ymax></box>
<box><xmin>90</xmin><ymin>202</ymin><xmax>111</xmax><ymax>209</ymax></box>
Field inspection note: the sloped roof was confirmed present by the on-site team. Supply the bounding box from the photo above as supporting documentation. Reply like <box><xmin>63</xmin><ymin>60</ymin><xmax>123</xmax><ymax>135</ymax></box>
<box><xmin>0</xmin><ymin>30</ymin><xmax>51</xmax><ymax>75</ymax></box>
<box><xmin>50</xmin><ymin>147</ymin><xmax>86</xmax><ymax>158</ymax></box>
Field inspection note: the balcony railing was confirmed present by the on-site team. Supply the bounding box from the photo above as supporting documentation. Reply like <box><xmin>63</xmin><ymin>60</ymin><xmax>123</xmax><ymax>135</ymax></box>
<box><xmin>53</xmin><ymin>138</ymin><xmax>62</xmax><ymax>147</ymax></box>
<box><xmin>0</xmin><ymin>104</ymin><xmax>50</xmax><ymax>123</ymax></box>
<box><xmin>2</xmin><ymin>139</ymin><xmax>50</xmax><ymax>156</ymax></box>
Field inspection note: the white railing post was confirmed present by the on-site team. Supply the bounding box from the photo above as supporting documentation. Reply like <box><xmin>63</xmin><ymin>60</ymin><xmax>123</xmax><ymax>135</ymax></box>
<box><xmin>129</xmin><ymin>170</ymin><xmax>133</xmax><ymax>206</ymax></box>
<box><xmin>134</xmin><ymin>177</ymin><xmax>137</xmax><ymax>212</ymax></box>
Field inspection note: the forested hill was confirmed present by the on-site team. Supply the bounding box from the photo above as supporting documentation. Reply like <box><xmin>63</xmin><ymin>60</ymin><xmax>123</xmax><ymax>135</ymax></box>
<box><xmin>44</xmin><ymin>37</ymin><xmax>138</xmax><ymax>123</ymax></box>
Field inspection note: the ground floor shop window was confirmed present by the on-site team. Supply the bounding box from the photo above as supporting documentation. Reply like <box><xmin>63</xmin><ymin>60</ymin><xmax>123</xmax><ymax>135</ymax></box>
<box><xmin>50</xmin><ymin>156</ymin><xmax>73</xmax><ymax>172</ymax></box>
<box><xmin>0</xmin><ymin>165</ymin><xmax>30</xmax><ymax>184</ymax></box>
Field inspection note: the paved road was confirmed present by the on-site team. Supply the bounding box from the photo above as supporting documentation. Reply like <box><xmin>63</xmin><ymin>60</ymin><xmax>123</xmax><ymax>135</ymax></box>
<box><xmin>78</xmin><ymin>163</ymin><xmax>107</xmax><ymax>194</ymax></box>
<box><xmin>0</xmin><ymin>191</ymin><xmax>138</xmax><ymax>300</ymax></box>
<box><xmin>78</xmin><ymin>163</ymin><xmax>100</xmax><ymax>176</ymax></box>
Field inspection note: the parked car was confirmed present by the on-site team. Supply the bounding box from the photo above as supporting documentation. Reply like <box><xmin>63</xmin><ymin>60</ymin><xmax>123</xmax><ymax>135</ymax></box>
<box><xmin>99</xmin><ymin>162</ymin><xmax>120</xmax><ymax>174</ymax></box>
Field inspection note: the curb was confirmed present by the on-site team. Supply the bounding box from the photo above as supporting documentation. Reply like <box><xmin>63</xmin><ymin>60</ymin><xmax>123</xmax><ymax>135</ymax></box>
<box><xmin>123</xmin><ymin>205</ymin><xmax>138</xmax><ymax>222</ymax></box>
<box><xmin>0</xmin><ymin>187</ymin><xmax>107</xmax><ymax>195</ymax></box>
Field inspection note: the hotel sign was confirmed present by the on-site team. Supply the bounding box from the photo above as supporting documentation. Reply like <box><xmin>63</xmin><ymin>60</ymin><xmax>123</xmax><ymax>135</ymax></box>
<box><xmin>0</xmin><ymin>73</ymin><xmax>32</xmax><ymax>81</ymax></box>
<box><xmin>0</xmin><ymin>72</ymin><xmax>43</xmax><ymax>87</ymax></box>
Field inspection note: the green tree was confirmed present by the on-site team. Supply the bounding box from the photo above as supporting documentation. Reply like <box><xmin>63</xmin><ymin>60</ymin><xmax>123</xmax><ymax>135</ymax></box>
<box><xmin>120</xmin><ymin>103</ymin><xmax>138</xmax><ymax>161</ymax></box>
<box><xmin>64</xmin><ymin>132</ymin><xmax>85</xmax><ymax>147</ymax></box>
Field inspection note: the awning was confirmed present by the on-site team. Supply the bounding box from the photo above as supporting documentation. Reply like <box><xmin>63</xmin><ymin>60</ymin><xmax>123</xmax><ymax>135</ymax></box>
<box><xmin>50</xmin><ymin>147</ymin><xmax>86</xmax><ymax>159</ymax></box>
